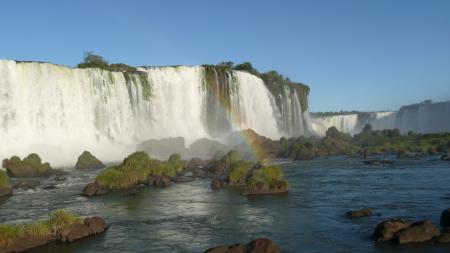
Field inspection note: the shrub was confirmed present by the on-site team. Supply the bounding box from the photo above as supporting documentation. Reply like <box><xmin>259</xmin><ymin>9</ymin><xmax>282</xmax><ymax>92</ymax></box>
<box><xmin>229</xmin><ymin>161</ymin><xmax>252</xmax><ymax>183</ymax></box>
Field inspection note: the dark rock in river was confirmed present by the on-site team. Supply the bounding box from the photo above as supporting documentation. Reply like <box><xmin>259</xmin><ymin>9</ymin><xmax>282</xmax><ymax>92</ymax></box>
<box><xmin>42</xmin><ymin>184</ymin><xmax>57</xmax><ymax>190</ymax></box>
<box><xmin>60</xmin><ymin>217</ymin><xmax>109</xmax><ymax>242</ymax></box>
<box><xmin>441</xmin><ymin>154</ymin><xmax>450</xmax><ymax>161</ymax></box>
<box><xmin>82</xmin><ymin>182</ymin><xmax>109</xmax><ymax>197</ymax></box>
<box><xmin>440</xmin><ymin>208</ymin><xmax>450</xmax><ymax>227</ymax></box>
<box><xmin>374</xmin><ymin>218</ymin><xmax>412</xmax><ymax>242</ymax></box>
<box><xmin>204</xmin><ymin>238</ymin><xmax>281</xmax><ymax>253</ymax></box>
<box><xmin>346</xmin><ymin>208</ymin><xmax>374</xmax><ymax>218</ymax></box>
<box><xmin>75</xmin><ymin>151</ymin><xmax>105</xmax><ymax>170</ymax></box>
<box><xmin>364</xmin><ymin>160</ymin><xmax>393</xmax><ymax>165</ymax></box>
<box><xmin>395</xmin><ymin>220</ymin><xmax>441</xmax><ymax>244</ymax></box>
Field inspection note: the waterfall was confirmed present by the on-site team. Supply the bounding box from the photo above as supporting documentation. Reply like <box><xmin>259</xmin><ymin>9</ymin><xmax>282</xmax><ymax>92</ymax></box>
<box><xmin>0</xmin><ymin>60</ymin><xmax>311</xmax><ymax>166</ymax></box>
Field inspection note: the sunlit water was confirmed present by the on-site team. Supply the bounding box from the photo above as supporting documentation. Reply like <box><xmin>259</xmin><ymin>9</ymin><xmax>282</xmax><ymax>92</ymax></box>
<box><xmin>1</xmin><ymin>156</ymin><xmax>450</xmax><ymax>253</ymax></box>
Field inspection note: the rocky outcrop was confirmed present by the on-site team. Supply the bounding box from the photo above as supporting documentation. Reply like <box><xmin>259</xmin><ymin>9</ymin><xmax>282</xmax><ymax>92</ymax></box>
<box><xmin>346</xmin><ymin>208</ymin><xmax>374</xmax><ymax>218</ymax></box>
<box><xmin>373</xmin><ymin>219</ymin><xmax>412</xmax><ymax>242</ymax></box>
<box><xmin>204</xmin><ymin>238</ymin><xmax>281</xmax><ymax>253</ymax></box>
<box><xmin>395</xmin><ymin>220</ymin><xmax>441</xmax><ymax>244</ymax></box>
<box><xmin>75</xmin><ymin>151</ymin><xmax>105</xmax><ymax>170</ymax></box>
<box><xmin>441</xmin><ymin>154</ymin><xmax>450</xmax><ymax>161</ymax></box>
<box><xmin>0</xmin><ymin>215</ymin><xmax>108</xmax><ymax>253</ymax></box>
<box><xmin>2</xmin><ymin>154</ymin><xmax>57</xmax><ymax>177</ymax></box>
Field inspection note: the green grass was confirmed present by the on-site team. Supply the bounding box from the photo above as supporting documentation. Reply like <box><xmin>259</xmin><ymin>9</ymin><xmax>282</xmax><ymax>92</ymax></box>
<box><xmin>0</xmin><ymin>210</ymin><xmax>81</xmax><ymax>247</ymax></box>
<box><xmin>3</xmin><ymin>153</ymin><xmax>51</xmax><ymax>176</ymax></box>
<box><xmin>0</xmin><ymin>170</ymin><xmax>11</xmax><ymax>188</ymax></box>
<box><xmin>228</xmin><ymin>161</ymin><xmax>252</xmax><ymax>182</ymax></box>
<box><xmin>95</xmin><ymin>152</ymin><xmax>185</xmax><ymax>189</ymax></box>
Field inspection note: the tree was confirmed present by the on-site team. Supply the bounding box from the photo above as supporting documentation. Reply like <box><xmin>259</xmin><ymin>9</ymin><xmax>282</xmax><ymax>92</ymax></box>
<box><xmin>217</xmin><ymin>61</ymin><xmax>234</xmax><ymax>68</ymax></box>
<box><xmin>234</xmin><ymin>62</ymin><xmax>258</xmax><ymax>75</ymax></box>
<box><xmin>77</xmin><ymin>52</ymin><xmax>109</xmax><ymax>69</ymax></box>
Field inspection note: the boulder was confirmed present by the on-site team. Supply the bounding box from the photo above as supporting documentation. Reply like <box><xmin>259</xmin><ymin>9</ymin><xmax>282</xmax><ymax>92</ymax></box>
<box><xmin>60</xmin><ymin>217</ymin><xmax>109</xmax><ymax>242</ymax></box>
<box><xmin>395</xmin><ymin>220</ymin><xmax>441</xmax><ymax>244</ymax></box>
<box><xmin>441</xmin><ymin>208</ymin><xmax>450</xmax><ymax>227</ymax></box>
<box><xmin>211</xmin><ymin>178</ymin><xmax>228</xmax><ymax>189</ymax></box>
<box><xmin>346</xmin><ymin>208</ymin><xmax>374</xmax><ymax>218</ymax></box>
<box><xmin>440</xmin><ymin>154</ymin><xmax>450</xmax><ymax>161</ymax></box>
<box><xmin>75</xmin><ymin>151</ymin><xmax>105</xmax><ymax>170</ymax></box>
<box><xmin>374</xmin><ymin>218</ymin><xmax>412</xmax><ymax>242</ymax></box>
<box><xmin>0</xmin><ymin>185</ymin><xmax>12</xmax><ymax>197</ymax></box>
<box><xmin>82</xmin><ymin>182</ymin><xmax>109</xmax><ymax>197</ymax></box>
<box><xmin>153</xmin><ymin>176</ymin><xmax>170</xmax><ymax>187</ymax></box>
<box><xmin>204</xmin><ymin>238</ymin><xmax>281</xmax><ymax>253</ymax></box>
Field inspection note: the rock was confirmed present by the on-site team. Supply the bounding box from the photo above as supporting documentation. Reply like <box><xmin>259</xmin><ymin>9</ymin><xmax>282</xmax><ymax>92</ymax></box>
<box><xmin>3</xmin><ymin>154</ymin><xmax>53</xmax><ymax>177</ymax></box>
<box><xmin>364</xmin><ymin>160</ymin><xmax>393</xmax><ymax>165</ymax></box>
<box><xmin>346</xmin><ymin>208</ymin><xmax>374</xmax><ymax>218</ymax></box>
<box><xmin>211</xmin><ymin>178</ymin><xmax>228</xmax><ymax>189</ymax></box>
<box><xmin>441</xmin><ymin>154</ymin><xmax>450</xmax><ymax>161</ymax></box>
<box><xmin>42</xmin><ymin>185</ymin><xmax>57</xmax><ymax>190</ymax></box>
<box><xmin>82</xmin><ymin>182</ymin><xmax>109</xmax><ymax>197</ymax></box>
<box><xmin>374</xmin><ymin>218</ymin><xmax>412</xmax><ymax>242</ymax></box>
<box><xmin>53</xmin><ymin>176</ymin><xmax>67</xmax><ymax>181</ymax></box>
<box><xmin>60</xmin><ymin>217</ymin><xmax>109</xmax><ymax>242</ymax></box>
<box><xmin>75</xmin><ymin>151</ymin><xmax>105</xmax><ymax>170</ymax></box>
<box><xmin>441</xmin><ymin>208</ymin><xmax>450</xmax><ymax>227</ymax></box>
<box><xmin>153</xmin><ymin>176</ymin><xmax>170</xmax><ymax>186</ymax></box>
<box><xmin>0</xmin><ymin>215</ymin><xmax>108</xmax><ymax>253</ymax></box>
<box><xmin>395</xmin><ymin>220</ymin><xmax>441</xmax><ymax>244</ymax></box>
<box><xmin>13</xmin><ymin>179</ymin><xmax>41</xmax><ymax>190</ymax></box>
<box><xmin>0</xmin><ymin>185</ymin><xmax>12</xmax><ymax>197</ymax></box>
<box><xmin>204</xmin><ymin>238</ymin><xmax>281</xmax><ymax>253</ymax></box>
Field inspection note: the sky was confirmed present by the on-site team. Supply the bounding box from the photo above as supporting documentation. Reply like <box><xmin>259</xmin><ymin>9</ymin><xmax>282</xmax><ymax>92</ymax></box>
<box><xmin>0</xmin><ymin>0</ymin><xmax>449</xmax><ymax>112</ymax></box>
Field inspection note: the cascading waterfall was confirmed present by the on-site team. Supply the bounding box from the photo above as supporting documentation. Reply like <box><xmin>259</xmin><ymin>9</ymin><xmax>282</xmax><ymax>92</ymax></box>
<box><xmin>0</xmin><ymin>60</ymin><xmax>311</xmax><ymax>166</ymax></box>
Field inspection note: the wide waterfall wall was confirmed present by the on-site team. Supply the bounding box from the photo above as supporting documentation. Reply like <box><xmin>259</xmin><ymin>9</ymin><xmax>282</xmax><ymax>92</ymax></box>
<box><xmin>395</xmin><ymin>100</ymin><xmax>450</xmax><ymax>134</ymax></box>
<box><xmin>0</xmin><ymin>60</ymin><xmax>311</xmax><ymax>166</ymax></box>
<box><xmin>311</xmin><ymin>112</ymin><xmax>396</xmax><ymax>136</ymax></box>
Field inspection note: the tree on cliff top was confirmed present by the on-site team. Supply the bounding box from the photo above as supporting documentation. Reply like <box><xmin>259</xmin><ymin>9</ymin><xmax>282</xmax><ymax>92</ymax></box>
<box><xmin>77</xmin><ymin>52</ymin><xmax>109</xmax><ymax>69</ymax></box>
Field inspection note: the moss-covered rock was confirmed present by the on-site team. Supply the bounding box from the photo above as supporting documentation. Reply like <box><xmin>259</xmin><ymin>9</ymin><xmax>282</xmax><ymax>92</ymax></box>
<box><xmin>83</xmin><ymin>152</ymin><xmax>186</xmax><ymax>196</ymax></box>
<box><xmin>75</xmin><ymin>151</ymin><xmax>105</xmax><ymax>170</ymax></box>
<box><xmin>0</xmin><ymin>170</ymin><xmax>12</xmax><ymax>197</ymax></box>
<box><xmin>243</xmin><ymin>164</ymin><xmax>289</xmax><ymax>195</ymax></box>
<box><xmin>0</xmin><ymin>210</ymin><xmax>108</xmax><ymax>253</ymax></box>
<box><xmin>2</xmin><ymin>154</ymin><xmax>53</xmax><ymax>178</ymax></box>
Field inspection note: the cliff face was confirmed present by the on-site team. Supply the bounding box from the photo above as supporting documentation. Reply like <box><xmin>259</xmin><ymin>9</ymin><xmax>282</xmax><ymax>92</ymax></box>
<box><xmin>0</xmin><ymin>60</ymin><xmax>312</xmax><ymax>165</ymax></box>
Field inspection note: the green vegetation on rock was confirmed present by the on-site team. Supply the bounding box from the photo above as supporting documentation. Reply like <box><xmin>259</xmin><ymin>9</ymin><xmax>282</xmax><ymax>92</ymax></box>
<box><xmin>95</xmin><ymin>152</ymin><xmax>185</xmax><ymax>189</ymax></box>
<box><xmin>2</xmin><ymin>154</ymin><xmax>52</xmax><ymax>177</ymax></box>
<box><xmin>0</xmin><ymin>210</ymin><xmax>81</xmax><ymax>247</ymax></box>
<box><xmin>75</xmin><ymin>151</ymin><xmax>105</xmax><ymax>170</ymax></box>
<box><xmin>0</xmin><ymin>170</ymin><xmax>10</xmax><ymax>188</ymax></box>
<box><xmin>246</xmin><ymin>165</ymin><xmax>288</xmax><ymax>192</ymax></box>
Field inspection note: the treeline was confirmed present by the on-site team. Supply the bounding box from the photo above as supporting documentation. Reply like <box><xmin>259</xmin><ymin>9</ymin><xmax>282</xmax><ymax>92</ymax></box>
<box><xmin>77</xmin><ymin>52</ymin><xmax>138</xmax><ymax>72</ymax></box>
<box><xmin>276</xmin><ymin>124</ymin><xmax>450</xmax><ymax>160</ymax></box>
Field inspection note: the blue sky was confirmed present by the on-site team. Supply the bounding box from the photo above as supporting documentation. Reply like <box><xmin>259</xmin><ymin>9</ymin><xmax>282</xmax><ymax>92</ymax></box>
<box><xmin>0</xmin><ymin>0</ymin><xmax>449</xmax><ymax>112</ymax></box>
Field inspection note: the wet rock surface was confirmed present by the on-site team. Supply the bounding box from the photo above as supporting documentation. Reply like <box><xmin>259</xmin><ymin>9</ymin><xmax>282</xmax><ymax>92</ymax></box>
<box><xmin>204</xmin><ymin>238</ymin><xmax>281</xmax><ymax>253</ymax></box>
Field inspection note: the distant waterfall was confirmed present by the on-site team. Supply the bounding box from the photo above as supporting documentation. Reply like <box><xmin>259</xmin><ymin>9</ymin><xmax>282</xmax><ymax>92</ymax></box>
<box><xmin>0</xmin><ymin>60</ymin><xmax>311</xmax><ymax>165</ymax></box>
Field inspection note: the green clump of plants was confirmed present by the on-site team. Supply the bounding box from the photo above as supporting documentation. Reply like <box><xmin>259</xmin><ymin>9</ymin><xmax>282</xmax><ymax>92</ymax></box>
<box><xmin>75</xmin><ymin>151</ymin><xmax>105</xmax><ymax>170</ymax></box>
<box><xmin>95</xmin><ymin>152</ymin><xmax>185</xmax><ymax>189</ymax></box>
<box><xmin>2</xmin><ymin>154</ymin><xmax>52</xmax><ymax>177</ymax></box>
<box><xmin>246</xmin><ymin>165</ymin><xmax>288</xmax><ymax>191</ymax></box>
<box><xmin>0</xmin><ymin>170</ymin><xmax>11</xmax><ymax>188</ymax></box>
<box><xmin>0</xmin><ymin>210</ymin><xmax>81</xmax><ymax>247</ymax></box>
<box><xmin>228</xmin><ymin>160</ymin><xmax>253</xmax><ymax>183</ymax></box>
